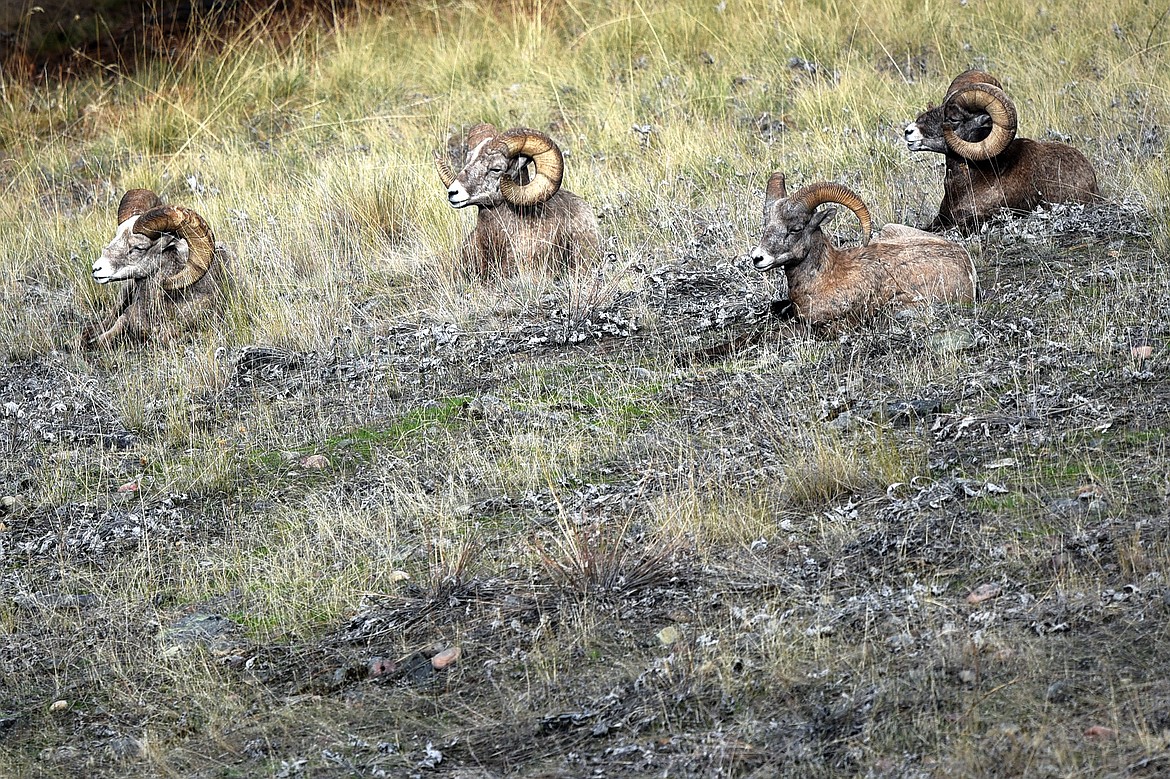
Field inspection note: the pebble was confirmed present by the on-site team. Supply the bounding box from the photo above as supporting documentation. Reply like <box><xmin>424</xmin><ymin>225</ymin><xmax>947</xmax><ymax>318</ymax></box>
<box><xmin>367</xmin><ymin>657</ymin><xmax>396</xmax><ymax>678</ymax></box>
<box><xmin>966</xmin><ymin>583</ymin><xmax>1002</xmax><ymax>605</ymax></box>
<box><xmin>928</xmin><ymin>329</ymin><xmax>976</xmax><ymax>354</ymax></box>
<box><xmin>160</xmin><ymin>612</ymin><xmax>241</xmax><ymax>654</ymax></box>
<box><xmin>117</xmin><ymin>480</ymin><xmax>139</xmax><ymax>493</ymax></box>
<box><xmin>430</xmin><ymin>647</ymin><xmax>461</xmax><ymax>670</ymax></box>
<box><xmin>887</xmin><ymin>632</ymin><xmax>915</xmax><ymax>651</ymax></box>
<box><xmin>49</xmin><ymin>700</ymin><xmax>68</xmax><ymax>713</ymax></box>
<box><xmin>463</xmin><ymin>396</ymin><xmax>508</xmax><ymax>421</ymax></box>
<box><xmin>1083</xmin><ymin>725</ymin><xmax>1117</xmax><ymax>740</ymax></box>
<box><xmin>1</xmin><ymin>495</ymin><xmax>15</xmax><ymax>511</ymax></box>
<box><xmin>300</xmin><ymin>454</ymin><xmax>329</xmax><ymax>469</ymax></box>
<box><xmin>1130</xmin><ymin>344</ymin><xmax>1154</xmax><ymax>361</ymax></box>
<box><xmin>390</xmin><ymin>570</ymin><xmax>410</xmax><ymax>583</ymax></box>
<box><xmin>1045</xmin><ymin>680</ymin><xmax>1072</xmax><ymax>703</ymax></box>
<box><xmin>656</xmin><ymin>626</ymin><xmax>681</xmax><ymax>646</ymax></box>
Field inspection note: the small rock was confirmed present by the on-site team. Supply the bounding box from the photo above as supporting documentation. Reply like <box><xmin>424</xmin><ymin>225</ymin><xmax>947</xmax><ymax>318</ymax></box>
<box><xmin>105</xmin><ymin>736</ymin><xmax>141</xmax><ymax>760</ymax></box>
<box><xmin>1083</xmin><ymin>725</ymin><xmax>1117</xmax><ymax>740</ymax></box>
<box><xmin>929</xmin><ymin>329</ymin><xmax>976</xmax><ymax>354</ymax></box>
<box><xmin>1</xmin><ymin>495</ymin><xmax>15</xmax><ymax>512</ymax></box>
<box><xmin>431</xmin><ymin>647</ymin><xmax>461</xmax><ymax>670</ymax></box>
<box><xmin>300</xmin><ymin>454</ymin><xmax>329</xmax><ymax>469</ymax></box>
<box><xmin>14</xmin><ymin>593</ymin><xmax>98</xmax><ymax>612</ymax></box>
<box><xmin>1048</xmin><ymin>497</ymin><xmax>1085</xmax><ymax>516</ymax></box>
<box><xmin>160</xmin><ymin>612</ymin><xmax>242</xmax><ymax>655</ymax></box>
<box><xmin>463</xmin><ymin>396</ymin><xmax>508</xmax><ymax>421</ymax></box>
<box><xmin>966</xmin><ymin>583</ymin><xmax>1002</xmax><ymax>605</ymax></box>
<box><xmin>656</xmin><ymin>626</ymin><xmax>682</xmax><ymax>646</ymax></box>
<box><xmin>887</xmin><ymin>632</ymin><xmax>915</xmax><ymax>651</ymax></box>
<box><xmin>886</xmin><ymin>398</ymin><xmax>942</xmax><ymax>426</ymax></box>
<box><xmin>827</xmin><ymin>410</ymin><xmax>856</xmax><ymax>431</ymax></box>
<box><xmin>1130</xmin><ymin>344</ymin><xmax>1154</xmax><ymax>361</ymax></box>
<box><xmin>1045</xmin><ymin>680</ymin><xmax>1072</xmax><ymax>703</ymax></box>
<box><xmin>367</xmin><ymin>657</ymin><xmax>397</xmax><ymax>678</ymax></box>
<box><xmin>957</xmin><ymin>669</ymin><xmax>977</xmax><ymax>685</ymax></box>
<box><xmin>116</xmin><ymin>480</ymin><xmax>139</xmax><ymax>493</ymax></box>
<box><xmin>390</xmin><ymin>570</ymin><xmax>410</xmax><ymax>583</ymax></box>
<box><xmin>49</xmin><ymin>700</ymin><xmax>68</xmax><ymax>713</ymax></box>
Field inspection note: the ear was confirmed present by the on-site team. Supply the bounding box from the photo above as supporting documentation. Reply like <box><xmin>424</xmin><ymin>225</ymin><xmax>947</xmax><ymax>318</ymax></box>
<box><xmin>964</xmin><ymin>113</ymin><xmax>993</xmax><ymax>138</ymax></box>
<box><xmin>808</xmin><ymin>207</ymin><xmax>836</xmax><ymax>232</ymax></box>
<box><xmin>507</xmin><ymin>156</ymin><xmax>535</xmax><ymax>183</ymax></box>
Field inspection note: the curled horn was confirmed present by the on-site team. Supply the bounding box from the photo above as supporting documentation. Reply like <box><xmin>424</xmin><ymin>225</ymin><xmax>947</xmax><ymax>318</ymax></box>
<box><xmin>133</xmin><ymin>205</ymin><xmax>215</xmax><ymax>291</ymax></box>
<box><xmin>764</xmin><ymin>172</ymin><xmax>787</xmax><ymax>219</ymax></box>
<box><xmin>466</xmin><ymin>122</ymin><xmax>498</xmax><ymax>150</ymax></box>
<box><xmin>942</xmin><ymin>83</ymin><xmax>1017</xmax><ymax>160</ymax></box>
<box><xmin>945</xmin><ymin>70</ymin><xmax>1002</xmax><ymax>98</ymax></box>
<box><xmin>434</xmin><ymin>152</ymin><xmax>456</xmax><ymax>188</ymax></box>
<box><xmin>790</xmin><ymin>182</ymin><xmax>873</xmax><ymax>246</ymax></box>
<box><xmin>496</xmin><ymin>128</ymin><xmax>564</xmax><ymax>207</ymax></box>
<box><xmin>117</xmin><ymin>189</ymin><xmax>161</xmax><ymax>225</ymax></box>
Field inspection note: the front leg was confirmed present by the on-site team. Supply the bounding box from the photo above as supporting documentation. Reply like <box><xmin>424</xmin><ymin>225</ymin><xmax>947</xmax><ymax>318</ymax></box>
<box><xmin>79</xmin><ymin>285</ymin><xmax>134</xmax><ymax>350</ymax></box>
<box><xmin>85</xmin><ymin>314</ymin><xmax>130</xmax><ymax>350</ymax></box>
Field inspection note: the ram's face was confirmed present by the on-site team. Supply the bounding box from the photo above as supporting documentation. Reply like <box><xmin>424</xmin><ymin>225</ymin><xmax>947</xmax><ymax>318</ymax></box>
<box><xmin>751</xmin><ymin>203</ymin><xmax>827</xmax><ymax>272</ymax></box>
<box><xmin>92</xmin><ymin>218</ymin><xmax>168</xmax><ymax>284</ymax></box>
<box><xmin>905</xmin><ymin>103</ymin><xmax>993</xmax><ymax>153</ymax></box>
<box><xmin>445</xmin><ymin>138</ymin><xmax>529</xmax><ymax>209</ymax></box>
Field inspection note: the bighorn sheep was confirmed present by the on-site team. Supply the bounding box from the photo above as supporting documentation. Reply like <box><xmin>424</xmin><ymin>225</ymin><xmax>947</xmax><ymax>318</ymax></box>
<box><xmin>749</xmin><ymin>175</ymin><xmax>977</xmax><ymax>325</ymax></box>
<box><xmin>81</xmin><ymin>189</ymin><xmax>230</xmax><ymax>349</ymax></box>
<box><xmin>905</xmin><ymin>70</ymin><xmax>1100</xmax><ymax>233</ymax></box>
<box><xmin>435</xmin><ymin>124</ymin><xmax>599</xmax><ymax>278</ymax></box>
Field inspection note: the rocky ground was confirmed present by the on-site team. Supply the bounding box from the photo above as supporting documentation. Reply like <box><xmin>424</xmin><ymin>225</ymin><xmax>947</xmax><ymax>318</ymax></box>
<box><xmin>2</xmin><ymin>202</ymin><xmax>1169</xmax><ymax>777</ymax></box>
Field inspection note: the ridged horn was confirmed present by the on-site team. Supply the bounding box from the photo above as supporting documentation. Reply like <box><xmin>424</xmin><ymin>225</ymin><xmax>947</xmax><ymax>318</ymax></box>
<box><xmin>764</xmin><ymin>172</ymin><xmax>787</xmax><ymax>219</ymax></box>
<box><xmin>790</xmin><ymin>182</ymin><xmax>873</xmax><ymax>246</ymax></box>
<box><xmin>434</xmin><ymin>151</ymin><xmax>456</xmax><ymax>188</ymax></box>
<box><xmin>117</xmin><ymin>189</ymin><xmax>161</xmax><ymax>225</ymax></box>
<box><xmin>466</xmin><ymin>123</ymin><xmax>499</xmax><ymax>152</ymax></box>
<box><xmin>133</xmin><ymin>205</ymin><xmax>215</xmax><ymax>291</ymax></box>
<box><xmin>496</xmin><ymin>128</ymin><xmax>564</xmax><ymax>207</ymax></box>
<box><xmin>942</xmin><ymin>83</ymin><xmax>1017</xmax><ymax>160</ymax></box>
<box><xmin>945</xmin><ymin>70</ymin><xmax>1002</xmax><ymax>98</ymax></box>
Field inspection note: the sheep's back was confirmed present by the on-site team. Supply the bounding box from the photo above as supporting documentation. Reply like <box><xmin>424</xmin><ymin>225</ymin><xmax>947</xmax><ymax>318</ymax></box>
<box><xmin>870</xmin><ymin>232</ymin><xmax>977</xmax><ymax>306</ymax></box>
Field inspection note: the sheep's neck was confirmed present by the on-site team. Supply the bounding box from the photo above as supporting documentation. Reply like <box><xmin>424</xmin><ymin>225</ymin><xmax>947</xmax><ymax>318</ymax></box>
<box><xmin>784</xmin><ymin>235</ymin><xmax>830</xmax><ymax>294</ymax></box>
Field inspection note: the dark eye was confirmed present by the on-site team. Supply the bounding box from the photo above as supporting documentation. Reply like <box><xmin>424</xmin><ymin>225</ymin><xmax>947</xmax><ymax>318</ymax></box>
<box><xmin>489</xmin><ymin>163</ymin><xmax>507</xmax><ymax>173</ymax></box>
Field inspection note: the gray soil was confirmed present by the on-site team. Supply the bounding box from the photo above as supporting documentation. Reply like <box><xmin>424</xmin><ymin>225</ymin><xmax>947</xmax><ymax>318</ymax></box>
<box><xmin>2</xmin><ymin>202</ymin><xmax>1170</xmax><ymax>777</ymax></box>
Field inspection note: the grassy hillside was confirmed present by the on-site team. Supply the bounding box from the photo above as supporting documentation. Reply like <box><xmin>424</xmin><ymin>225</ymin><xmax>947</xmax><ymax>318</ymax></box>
<box><xmin>1</xmin><ymin>1</ymin><xmax>1169</xmax><ymax>776</ymax></box>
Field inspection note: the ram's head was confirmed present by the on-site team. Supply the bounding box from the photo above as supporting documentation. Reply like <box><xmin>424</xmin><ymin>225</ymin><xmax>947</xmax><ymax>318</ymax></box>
<box><xmin>751</xmin><ymin>175</ymin><xmax>873</xmax><ymax>271</ymax></box>
<box><xmin>904</xmin><ymin>70</ymin><xmax>1005</xmax><ymax>154</ymax></box>
<box><xmin>94</xmin><ymin>189</ymin><xmax>215</xmax><ymax>291</ymax></box>
<box><xmin>435</xmin><ymin>124</ymin><xmax>565</xmax><ymax>208</ymax></box>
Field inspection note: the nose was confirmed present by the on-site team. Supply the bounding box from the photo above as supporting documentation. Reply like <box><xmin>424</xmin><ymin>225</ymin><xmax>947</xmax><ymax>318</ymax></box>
<box><xmin>750</xmin><ymin>247</ymin><xmax>771</xmax><ymax>270</ymax></box>
<box><xmin>904</xmin><ymin>123</ymin><xmax>914</xmax><ymax>138</ymax></box>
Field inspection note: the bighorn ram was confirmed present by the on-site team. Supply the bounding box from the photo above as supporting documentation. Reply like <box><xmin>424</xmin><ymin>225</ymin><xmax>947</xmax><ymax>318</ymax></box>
<box><xmin>905</xmin><ymin>70</ymin><xmax>1100</xmax><ymax>232</ymax></box>
<box><xmin>81</xmin><ymin>189</ymin><xmax>230</xmax><ymax>349</ymax></box>
<box><xmin>750</xmin><ymin>175</ymin><xmax>977</xmax><ymax>325</ymax></box>
<box><xmin>435</xmin><ymin>124</ymin><xmax>599</xmax><ymax>278</ymax></box>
